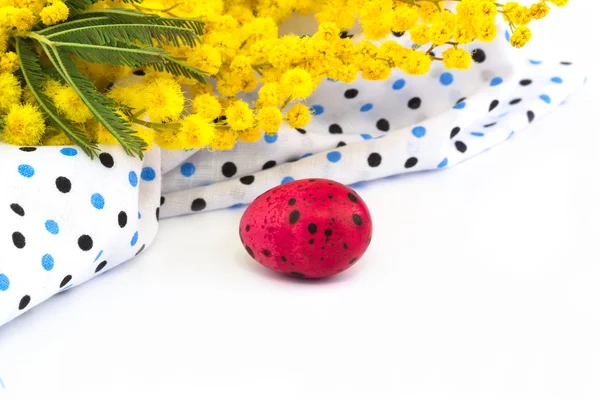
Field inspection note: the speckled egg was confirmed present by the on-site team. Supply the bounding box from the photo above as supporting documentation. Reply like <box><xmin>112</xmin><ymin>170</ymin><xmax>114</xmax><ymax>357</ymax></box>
<box><xmin>239</xmin><ymin>179</ymin><xmax>373</xmax><ymax>279</ymax></box>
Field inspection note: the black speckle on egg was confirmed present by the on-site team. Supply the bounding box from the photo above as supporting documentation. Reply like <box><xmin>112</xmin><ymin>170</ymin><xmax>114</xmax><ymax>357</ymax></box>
<box><xmin>288</xmin><ymin>198</ymin><xmax>296</xmax><ymax>206</ymax></box>
<box><xmin>347</xmin><ymin>192</ymin><xmax>357</xmax><ymax>203</ymax></box>
<box><xmin>308</xmin><ymin>223</ymin><xmax>317</xmax><ymax>234</ymax></box>
<box><xmin>245</xmin><ymin>225</ymin><xmax>250</xmax><ymax>232</ymax></box>
<box><xmin>324</xmin><ymin>229</ymin><xmax>332</xmax><ymax>237</ymax></box>
<box><xmin>309</xmin><ymin>239</ymin><xmax>315</xmax><ymax>245</ymax></box>
<box><xmin>343</xmin><ymin>243</ymin><xmax>349</xmax><ymax>250</ymax></box>
<box><xmin>245</xmin><ymin>246</ymin><xmax>255</xmax><ymax>259</ymax></box>
<box><xmin>352</xmin><ymin>214</ymin><xmax>363</xmax><ymax>226</ymax></box>
<box><xmin>289</xmin><ymin>272</ymin><xmax>306</xmax><ymax>279</ymax></box>
<box><xmin>262</xmin><ymin>249</ymin><xmax>271</xmax><ymax>257</ymax></box>
<box><xmin>281</xmin><ymin>256</ymin><xmax>287</xmax><ymax>262</ymax></box>
<box><xmin>349</xmin><ymin>257</ymin><xmax>358</xmax><ymax>264</ymax></box>
<box><xmin>289</xmin><ymin>210</ymin><xmax>300</xmax><ymax>224</ymax></box>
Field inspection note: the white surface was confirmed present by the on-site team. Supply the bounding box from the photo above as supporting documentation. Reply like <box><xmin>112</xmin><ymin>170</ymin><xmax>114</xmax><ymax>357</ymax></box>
<box><xmin>2</xmin><ymin>4</ymin><xmax>600</xmax><ymax>398</ymax></box>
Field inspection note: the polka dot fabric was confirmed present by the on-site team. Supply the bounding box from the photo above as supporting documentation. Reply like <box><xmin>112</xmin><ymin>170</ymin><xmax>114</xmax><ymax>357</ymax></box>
<box><xmin>159</xmin><ymin>31</ymin><xmax>585</xmax><ymax>218</ymax></box>
<box><xmin>0</xmin><ymin>145</ymin><xmax>161</xmax><ymax>326</ymax></box>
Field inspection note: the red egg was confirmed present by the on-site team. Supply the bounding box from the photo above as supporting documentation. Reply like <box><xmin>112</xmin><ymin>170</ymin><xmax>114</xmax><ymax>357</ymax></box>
<box><xmin>239</xmin><ymin>179</ymin><xmax>373</xmax><ymax>279</ymax></box>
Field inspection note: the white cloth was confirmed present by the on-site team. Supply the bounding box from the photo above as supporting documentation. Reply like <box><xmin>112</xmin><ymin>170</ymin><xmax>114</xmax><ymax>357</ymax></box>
<box><xmin>0</xmin><ymin>28</ymin><xmax>586</xmax><ymax>326</ymax></box>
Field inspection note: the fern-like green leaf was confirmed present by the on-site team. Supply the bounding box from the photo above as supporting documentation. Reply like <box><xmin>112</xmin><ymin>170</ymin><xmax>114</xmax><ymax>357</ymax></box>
<box><xmin>46</xmin><ymin>23</ymin><xmax>200</xmax><ymax>48</ymax></box>
<box><xmin>149</xmin><ymin>56</ymin><xmax>207</xmax><ymax>82</ymax></box>
<box><xmin>43</xmin><ymin>44</ymin><xmax>146</xmax><ymax>158</ymax></box>
<box><xmin>36</xmin><ymin>16</ymin><xmax>112</xmax><ymax>35</ymax></box>
<box><xmin>15</xmin><ymin>38</ymin><xmax>100</xmax><ymax>158</ymax></box>
<box><xmin>55</xmin><ymin>41</ymin><xmax>167</xmax><ymax>68</ymax></box>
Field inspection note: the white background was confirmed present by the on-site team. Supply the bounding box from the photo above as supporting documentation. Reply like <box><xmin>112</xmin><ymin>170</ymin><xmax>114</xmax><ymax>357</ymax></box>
<box><xmin>1</xmin><ymin>2</ymin><xmax>599</xmax><ymax>399</ymax></box>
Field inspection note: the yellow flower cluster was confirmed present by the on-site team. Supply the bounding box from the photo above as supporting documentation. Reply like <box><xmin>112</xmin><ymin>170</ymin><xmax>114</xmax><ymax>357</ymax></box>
<box><xmin>0</xmin><ymin>0</ymin><xmax>567</xmax><ymax>151</ymax></box>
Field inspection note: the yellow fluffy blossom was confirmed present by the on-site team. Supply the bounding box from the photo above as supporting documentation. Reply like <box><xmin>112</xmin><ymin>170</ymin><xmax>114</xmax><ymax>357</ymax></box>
<box><xmin>410</xmin><ymin>24</ymin><xmax>432</xmax><ymax>46</ymax></box>
<box><xmin>402</xmin><ymin>50</ymin><xmax>432</xmax><ymax>75</ymax></box>
<box><xmin>186</xmin><ymin>44</ymin><xmax>222</xmax><ymax>76</ymax></box>
<box><xmin>230</xmin><ymin>55</ymin><xmax>253</xmax><ymax>75</ymax></box>
<box><xmin>96</xmin><ymin>122</ymin><xmax>119</xmax><ymax>145</ymax></box>
<box><xmin>286</xmin><ymin>104</ymin><xmax>311</xmax><ymax>128</ymax></box>
<box><xmin>354</xmin><ymin>41</ymin><xmax>378</xmax><ymax>64</ymax></box>
<box><xmin>475</xmin><ymin>21</ymin><xmax>497</xmax><ymax>42</ymax></box>
<box><xmin>333</xmin><ymin>63</ymin><xmax>359</xmax><ymax>84</ymax></box>
<box><xmin>442</xmin><ymin>47</ymin><xmax>471</xmax><ymax>70</ymax></box>
<box><xmin>43</xmin><ymin>129</ymin><xmax>73</xmax><ymax>146</ymax></box>
<box><xmin>192</xmin><ymin>93</ymin><xmax>222</xmax><ymax>121</ymax></box>
<box><xmin>53</xmin><ymin>86</ymin><xmax>93</xmax><ymax>123</ymax></box>
<box><xmin>315</xmin><ymin>22</ymin><xmax>340</xmax><ymax>42</ymax></box>
<box><xmin>430</xmin><ymin>11</ymin><xmax>457</xmax><ymax>46</ymax></box>
<box><xmin>391</xmin><ymin>5</ymin><xmax>418</xmax><ymax>33</ymax></box>
<box><xmin>209</xmin><ymin>129</ymin><xmax>237</xmax><ymax>150</ymax></box>
<box><xmin>225</xmin><ymin>100</ymin><xmax>254</xmax><ymax>131</ymax></box>
<box><xmin>280</xmin><ymin>68</ymin><xmax>313</xmax><ymax>100</ymax></box>
<box><xmin>361</xmin><ymin>59</ymin><xmax>391</xmax><ymax>81</ymax></box>
<box><xmin>0</xmin><ymin>6</ymin><xmax>35</xmax><ymax>31</ymax></box>
<box><xmin>143</xmin><ymin>77</ymin><xmax>185</xmax><ymax>122</ymax></box>
<box><xmin>237</xmin><ymin>126</ymin><xmax>261</xmax><ymax>142</ymax></box>
<box><xmin>0</xmin><ymin>29</ymin><xmax>8</xmax><ymax>54</ymax></box>
<box><xmin>175</xmin><ymin>114</ymin><xmax>216</xmax><ymax>149</ymax></box>
<box><xmin>257</xmin><ymin>82</ymin><xmax>282</xmax><ymax>108</ymax></box>
<box><xmin>454</xmin><ymin>22</ymin><xmax>476</xmax><ymax>44</ymax></box>
<box><xmin>510</xmin><ymin>25</ymin><xmax>532</xmax><ymax>48</ymax></box>
<box><xmin>256</xmin><ymin>106</ymin><xmax>282</xmax><ymax>133</ymax></box>
<box><xmin>529</xmin><ymin>2</ymin><xmax>550</xmax><ymax>19</ymax></box>
<box><xmin>0</xmin><ymin>72</ymin><xmax>22</xmax><ymax>113</ymax></box>
<box><xmin>133</xmin><ymin>125</ymin><xmax>154</xmax><ymax>150</ymax></box>
<box><xmin>107</xmin><ymin>84</ymin><xmax>144</xmax><ymax>111</ymax></box>
<box><xmin>0</xmin><ymin>52</ymin><xmax>19</xmax><ymax>73</ymax></box>
<box><xmin>547</xmin><ymin>0</ymin><xmax>568</xmax><ymax>6</ymax></box>
<box><xmin>503</xmin><ymin>2</ymin><xmax>532</xmax><ymax>25</ymax></box>
<box><xmin>1</xmin><ymin>104</ymin><xmax>45</xmax><ymax>146</ymax></box>
<box><xmin>418</xmin><ymin>1</ymin><xmax>439</xmax><ymax>23</ymax></box>
<box><xmin>39</xmin><ymin>0</ymin><xmax>69</xmax><ymax>26</ymax></box>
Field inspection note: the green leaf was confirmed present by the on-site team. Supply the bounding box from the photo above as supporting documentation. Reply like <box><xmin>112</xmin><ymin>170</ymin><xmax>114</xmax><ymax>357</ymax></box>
<box><xmin>46</xmin><ymin>23</ymin><xmax>200</xmax><ymax>48</ymax></box>
<box><xmin>55</xmin><ymin>41</ymin><xmax>167</xmax><ymax>68</ymax></box>
<box><xmin>15</xmin><ymin>38</ymin><xmax>100</xmax><ymax>158</ymax></box>
<box><xmin>43</xmin><ymin>44</ymin><xmax>146</xmax><ymax>158</ymax></box>
<box><xmin>36</xmin><ymin>16</ymin><xmax>112</xmax><ymax>35</ymax></box>
<box><xmin>148</xmin><ymin>55</ymin><xmax>207</xmax><ymax>82</ymax></box>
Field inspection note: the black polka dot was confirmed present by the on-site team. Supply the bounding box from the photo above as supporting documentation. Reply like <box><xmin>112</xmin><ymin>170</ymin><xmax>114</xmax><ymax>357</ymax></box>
<box><xmin>367</xmin><ymin>153</ymin><xmax>382</xmax><ymax>167</ymax></box>
<box><xmin>289</xmin><ymin>272</ymin><xmax>306</xmax><ymax>279</ymax></box>
<box><xmin>60</xmin><ymin>275</ymin><xmax>72</xmax><ymax>288</ymax></box>
<box><xmin>489</xmin><ymin>100</ymin><xmax>499</xmax><ymax>111</ymax></box>
<box><xmin>288</xmin><ymin>198</ymin><xmax>296</xmax><ymax>206</ymax></box>
<box><xmin>55</xmin><ymin>176</ymin><xmax>72</xmax><ymax>193</ymax></box>
<box><xmin>99</xmin><ymin>153</ymin><xmax>114</xmax><ymax>168</ymax></box>
<box><xmin>10</xmin><ymin>203</ymin><xmax>25</xmax><ymax>216</ymax></box>
<box><xmin>240</xmin><ymin>176</ymin><xmax>255</xmax><ymax>185</ymax></box>
<box><xmin>116</xmin><ymin>211</ymin><xmax>128</xmax><ymax>228</ymax></box>
<box><xmin>471</xmin><ymin>48</ymin><xmax>486</xmax><ymax>63</ymax></box>
<box><xmin>12</xmin><ymin>232</ymin><xmax>26</xmax><ymax>249</ymax></box>
<box><xmin>78</xmin><ymin>235</ymin><xmax>93</xmax><ymax>251</ymax></box>
<box><xmin>336</xmin><ymin>141</ymin><xmax>346</xmax><ymax>148</ymax></box>
<box><xmin>18</xmin><ymin>295</ymin><xmax>30</xmax><ymax>310</ymax></box>
<box><xmin>281</xmin><ymin>256</ymin><xmax>287</xmax><ymax>262</ymax></box>
<box><xmin>527</xmin><ymin>111</ymin><xmax>535</xmax><ymax>123</ymax></box>
<box><xmin>392</xmin><ymin>30</ymin><xmax>405</xmax><ymax>37</ymax></box>
<box><xmin>450</xmin><ymin>127</ymin><xmax>460</xmax><ymax>139</ymax></box>
<box><xmin>560</xmin><ymin>61</ymin><xmax>572</xmax><ymax>66</ymax></box>
<box><xmin>19</xmin><ymin>147</ymin><xmax>36</xmax><ymax>152</ymax></box>
<box><xmin>509</xmin><ymin>98</ymin><xmax>522</xmax><ymax>105</ymax></box>
<box><xmin>191</xmin><ymin>198</ymin><xmax>206</xmax><ymax>211</ymax></box>
<box><xmin>133</xmin><ymin>69</ymin><xmax>146</xmax><ymax>76</ymax></box>
<box><xmin>352</xmin><ymin>214</ymin><xmax>363</xmax><ymax>226</ymax></box>
<box><xmin>404</xmin><ymin>157</ymin><xmax>418</xmax><ymax>168</ymax></box>
<box><xmin>156</xmin><ymin>207</ymin><xmax>160</xmax><ymax>221</ymax></box>
<box><xmin>289</xmin><ymin>210</ymin><xmax>300</xmax><ymax>224</ymax></box>
<box><xmin>245</xmin><ymin>245</ymin><xmax>254</xmax><ymax>259</ymax></box>
<box><xmin>262</xmin><ymin>160</ymin><xmax>276</xmax><ymax>170</ymax></box>
<box><xmin>455</xmin><ymin>141</ymin><xmax>467</xmax><ymax>153</ymax></box>
<box><xmin>95</xmin><ymin>261</ymin><xmax>107</xmax><ymax>273</ymax></box>
<box><xmin>308</xmin><ymin>223</ymin><xmax>317</xmax><ymax>234</ymax></box>
<box><xmin>222</xmin><ymin>161</ymin><xmax>237</xmax><ymax>177</ymax></box>
<box><xmin>456</xmin><ymin>97</ymin><xmax>467</xmax><ymax>105</ymax></box>
<box><xmin>349</xmin><ymin>257</ymin><xmax>357</xmax><ymax>265</ymax></box>
<box><xmin>347</xmin><ymin>192</ymin><xmax>357</xmax><ymax>203</ymax></box>
<box><xmin>135</xmin><ymin>244</ymin><xmax>146</xmax><ymax>256</ymax></box>
<box><xmin>408</xmin><ymin>97</ymin><xmax>421</xmax><ymax>109</ymax></box>
<box><xmin>324</xmin><ymin>228</ymin><xmax>332</xmax><ymax>237</ymax></box>
<box><xmin>262</xmin><ymin>249</ymin><xmax>271</xmax><ymax>257</ymax></box>
<box><xmin>376</xmin><ymin>118</ymin><xmax>390</xmax><ymax>132</ymax></box>
<box><xmin>329</xmin><ymin>124</ymin><xmax>343</xmax><ymax>134</ymax></box>
<box><xmin>520</xmin><ymin>79</ymin><xmax>532</xmax><ymax>86</ymax></box>
<box><xmin>160</xmin><ymin>196</ymin><xmax>165</xmax><ymax>206</ymax></box>
<box><xmin>296</xmin><ymin>128</ymin><xmax>306</xmax><ymax>134</ymax></box>
<box><xmin>483</xmin><ymin>122</ymin><xmax>497</xmax><ymax>128</ymax></box>
<box><xmin>344</xmin><ymin>89</ymin><xmax>359</xmax><ymax>99</ymax></box>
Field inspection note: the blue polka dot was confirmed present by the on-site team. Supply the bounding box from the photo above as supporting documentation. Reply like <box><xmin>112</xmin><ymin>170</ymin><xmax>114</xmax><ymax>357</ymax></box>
<box><xmin>138</xmin><ymin>211</ymin><xmax>141</xmax><ymax>219</ymax></box>
<box><xmin>540</xmin><ymin>94</ymin><xmax>551</xmax><ymax>104</ymax></box>
<box><xmin>229</xmin><ymin>203</ymin><xmax>245</xmax><ymax>209</ymax></box>
<box><xmin>437</xmin><ymin>158</ymin><xmax>449</xmax><ymax>168</ymax></box>
<box><xmin>453</xmin><ymin>102</ymin><xmax>466</xmax><ymax>110</ymax></box>
<box><xmin>264</xmin><ymin>133</ymin><xmax>278</xmax><ymax>143</ymax></box>
<box><xmin>129</xmin><ymin>171</ymin><xmax>138</xmax><ymax>187</ymax></box>
<box><xmin>440</xmin><ymin>73</ymin><xmax>454</xmax><ymax>86</ymax></box>
<box><xmin>300</xmin><ymin>153</ymin><xmax>313</xmax><ymax>159</ymax></box>
<box><xmin>529</xmin><ymin>59</ymin><xmax>542</xmax><ymax>65</ymax></box>
<box><xmin>392</xmin><ymin>79</ymin><xmax>406</xmax><ymax>90</ymax></box>
<box><xmin>180</xmin><ymin>162</ymin><xmax>196</xmax><ymax>177</ymax></box>
<box><xmin>94</xmin><ymin>250</ymin><xmax>103</xmax><ymax>262</ymax></box>
<box><xmin>505</xmin><ymin>30</ymin><xmax>510</xmax><ymax>41</ymax></box>
<box><xmin>45</xmin><ymin>220</ymin><xmax>59</xmax><ymax>235</ymax></box>
<box><xmin>0</xmin><ymin>274</ymin><xmax>9</xmax><ymax>291</ymax></box>
<box><xmin>470</xmin><ymin>132</ymin><xmax>485</xmax><ymax>137</ymax></box>
<box><xmin>131</xmin><ymin>232</ymin><xmax>139</xmax><ymax>246</ymax></box>
<box><xmin>490</xmin><ymin>77</ymin><xmax>503</xmax><ymax>86</ymax></box>
<box><xmin>141</xmin><ymin>167</ymin><xmax>156</xmax><ymax>181</ymax></box>
<box><xmin>360</xmin><ymin>103</ymin><xmax>373</xmax><ymax>112</ymax></box>
<box><xmin>326</xmin><ymin>151</ymin><xmax>342</xmax><ymax>163</ymax></box>
<box><xmin>281</xmin><ymin>176</ymin><xmax>294</xmax><ymax>184</ymax></box>
<box><xmin>18</xmin><ymin>164</ymin><xmax>35</xmax><ymax>178</ymax></box>
<box><xmin>412</xmin><ymin>126</ymin><xmax>426</xmax><ymax>138</ymax></box>
<box><xmin>60</xmin><ymin>148</ymin><xmax>78</xmax><ymax>156</ymax></box>
<box><xmin>42</xmin><ymin>254</ymin><xmax>54</xmax><ymax>271</ymax></box>
<box><xmin>91</xmin><ymin>193</ymin><xmax>105</xmax><ymax>210</ymax></box>
<box><xmin>551</xmin><ymin>77</ymin><xmax>563</xmax><ymax>84</ymax></box>
<box><xmin>310</xmin><ymin>105</ymin><xmax>324</xmax><ymax>115</ymax></box>
<box><xmin>360</xmin><ymin>133</ymin><xmax>373</xmax><ymax>140</ymax></box>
